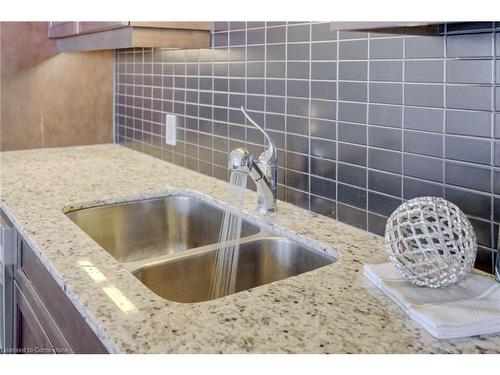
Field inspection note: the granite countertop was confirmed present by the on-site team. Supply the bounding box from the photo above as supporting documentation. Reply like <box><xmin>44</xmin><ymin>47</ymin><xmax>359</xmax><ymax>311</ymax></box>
<box><xmin>1</xmin><ymin>144</ymin><xmax>499</xmax><ymax>353</ymax></box>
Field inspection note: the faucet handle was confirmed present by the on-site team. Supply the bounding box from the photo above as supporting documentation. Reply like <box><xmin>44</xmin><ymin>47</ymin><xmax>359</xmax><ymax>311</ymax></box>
<box><xmin>240</xmin><ymin>106</ymin><xmax>277</xmax><ymax>163</ymax></box>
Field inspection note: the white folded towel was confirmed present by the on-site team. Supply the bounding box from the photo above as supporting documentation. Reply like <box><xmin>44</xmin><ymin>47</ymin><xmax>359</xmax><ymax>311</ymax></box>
<box><xmin>363</xmin><ymin>263</ymin><xmax>500</xmax><ymax>339</ymax></box>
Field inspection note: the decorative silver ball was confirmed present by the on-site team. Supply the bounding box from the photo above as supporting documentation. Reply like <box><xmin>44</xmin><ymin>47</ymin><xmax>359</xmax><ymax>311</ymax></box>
<box><xmin>385</xmin><ymin>197</ymin><xmax>477</xmax><ymax>288</ymax></box>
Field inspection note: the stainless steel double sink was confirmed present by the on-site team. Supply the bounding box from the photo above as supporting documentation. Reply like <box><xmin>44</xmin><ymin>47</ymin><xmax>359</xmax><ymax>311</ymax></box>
<box><xmin>65</xmin><ymin>194</ymin><xmax>337</xmax><ymax>303</ymax></box>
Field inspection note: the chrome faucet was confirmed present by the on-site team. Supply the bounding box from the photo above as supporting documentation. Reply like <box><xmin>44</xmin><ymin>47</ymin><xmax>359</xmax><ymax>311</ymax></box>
<box><xmin>229</xmin><ymin>107</ymin><xmax>277</xmax><ymax>214</ymax></box>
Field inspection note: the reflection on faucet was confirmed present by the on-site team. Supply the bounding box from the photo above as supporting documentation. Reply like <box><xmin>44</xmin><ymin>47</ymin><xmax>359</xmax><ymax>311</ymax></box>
<box><xmin>229</xmin><ymin>107</ymin><xmax>277</xmax><ymax>214</ymax></box>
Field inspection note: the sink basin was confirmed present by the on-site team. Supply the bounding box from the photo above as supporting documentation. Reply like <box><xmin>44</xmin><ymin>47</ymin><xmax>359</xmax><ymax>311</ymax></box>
<box><xmin>66</xmin><ymin>193</ymin><xmax>337</xmax><ymax>303</ymax></box>
<box><xmin>130</xmin><ymin>237</ymin><xmax>335</xmax><ymax>303</ymax></box>
<box><xmin>65</xmin><ymin>195</ymin><xmax>260</xmax><ymax>262</ymax></box>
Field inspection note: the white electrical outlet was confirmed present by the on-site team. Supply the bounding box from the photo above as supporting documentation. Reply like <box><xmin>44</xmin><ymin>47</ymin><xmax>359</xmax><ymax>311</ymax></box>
<box><xmin>165</xmin><ymin>114</ymin><xmax>177</xmax><ymax>146</ymax></box>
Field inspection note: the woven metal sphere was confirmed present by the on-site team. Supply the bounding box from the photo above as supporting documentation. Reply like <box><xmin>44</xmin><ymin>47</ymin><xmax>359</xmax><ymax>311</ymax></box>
<box><xmin>385</xmin><ymin>197</ymin><xmax>477</xmax><ymax>288</ymax></box>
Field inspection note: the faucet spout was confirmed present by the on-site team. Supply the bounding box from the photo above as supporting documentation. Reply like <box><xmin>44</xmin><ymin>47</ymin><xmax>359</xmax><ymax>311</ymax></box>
<box><xmin>228</xmin><ymin>108</ymin><xmax>278</xmax><ymax>214</ymax></box>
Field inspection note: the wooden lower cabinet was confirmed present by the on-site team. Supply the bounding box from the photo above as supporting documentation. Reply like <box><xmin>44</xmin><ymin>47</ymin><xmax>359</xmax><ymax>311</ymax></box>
<box><xmin>12</xmin><ymin>236</ymin><xmax>108</xmax><ymax>354</ymax></box>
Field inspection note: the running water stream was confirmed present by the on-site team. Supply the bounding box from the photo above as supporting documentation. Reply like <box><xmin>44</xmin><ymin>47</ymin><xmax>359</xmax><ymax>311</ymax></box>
<box><xmin>210</xmin><ymin>171</ymin><xmax>248</xmax><ymax>299</ymax></box>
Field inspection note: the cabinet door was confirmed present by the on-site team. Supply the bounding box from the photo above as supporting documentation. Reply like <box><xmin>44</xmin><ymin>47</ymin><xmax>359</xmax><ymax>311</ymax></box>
<box><xmin>13</xmin><ymin>282</ymin><xmax>54</xmax><ymax>354</ymax></box>
<box><xmin>47</xmin><ymin>22</ymin><xmax>78</xmax><ymax>38</ymax></box>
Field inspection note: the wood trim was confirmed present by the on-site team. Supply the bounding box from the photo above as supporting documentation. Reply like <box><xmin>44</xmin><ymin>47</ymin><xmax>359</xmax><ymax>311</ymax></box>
<box><xmin>77</xmin><ymin>21</ymin><xmax>129</xmax><ymax>35</ymax></box>
<box><xmin>18</xmin><ymin>241</ymin><xmax>108</xmax><ymax>353</ymax></box>
<box><xmin>56</xmin><ymin>26</ymin><xmax>211</xmax><ymax>52</ymax></box>
<box><xmin>131</xmin><ymin>27</ymin><xmax>211</xmax><ymax>49</ymax></box>
<box><xmin>128</xmin><ymin>22</ymin><xmax>213</xmax><ymax>31</ymax></box>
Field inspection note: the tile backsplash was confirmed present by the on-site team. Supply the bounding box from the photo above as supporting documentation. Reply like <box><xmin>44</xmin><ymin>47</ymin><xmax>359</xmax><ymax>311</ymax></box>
<box><xmin>115</xmin><ymin>22</ymin><xmax>500</xmax><ymax>274</ymax></box>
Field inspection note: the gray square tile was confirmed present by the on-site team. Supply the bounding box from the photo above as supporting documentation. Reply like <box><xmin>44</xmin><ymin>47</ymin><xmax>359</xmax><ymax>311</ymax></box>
<box><xmin>404</xmin><ymin>131</ymin><xmax>443</xmax><ymax>158</ymax></box>
<box><xmin>447</xmin><ymin>32</ymin><xmax>493</xmax><ymax>58</ymax></box>
<box><xmin>266</xmin><ymin>26</ymin><xmax>286</xmax><ymax>44</ymax></box>
<box><xmin>286</xmin><ymin>114</ymin><xmax>308</xmax><ymax>134</ymax></box>
<box><xmin>247</xmin><ymin>61</ymin><xmax>265</xmax><ymax>77</ymax></box>
<box><xmin>446</xmin><ymin>85</ymin><xmax>492</xmax><ymax>111</ymax></box>
<box><xmin>404</xmin><ymin>154</ymin><xmax>443</xmax><ymax>182</ymax></box>
<box><xmin>311</xmin><ymin>138</ymin><xmax>336</xmax><ymax>160</ymax></box>
<box><xmin>266</xmin><ymin>44</ymin><xmax>286</xmax><ymax>60</ymax></box>
<box><xmin>338</xmin><ymin>122</ymin><xmax>366</xmax><ymax>145</ymax></box>
<box><xmin>446</xmin><ymin>135</ymin><xmax>491</xmax><ymax>165</ymax></box>
<box><xmin>405</xmin><ymin>36</ymin><xmax>444</xmax><ymax>58</ymax></box>
<box><xmin>287</xmin><ymin>61</ymin><xmax>310</xmax><ymax>79</ymax></box>
<box><xmin>311</xmin><ymin>119</ymin><xmax>336</xmax><ymax>140</ymax></box>
<box><xmin>497</xmin><ymin>32</ymin><xmax>500</xmax><ymax>56</ymax></box>
<box><xmin>229</xmin><ymin>30</ymin><xmax>246</xmax><ymax>46</ymax></box>
<box><xmin>369</xmin><ymin>126</ymin><xmax>402</xmax><ymax>151</ymax></box>
<box><xmin>311</xmin><ymin>81</ymin><xmax>337</xmax><ymax>100</ymax></box>
<box><xmin>369</xmin><ymin>104</ymin><xmax>402</xmax><ymax>128</ymax></box>
<box><xmin>287</xmin><ymin>133</ymin><xmax>309</xmax><ymax>154</ymax></box>
<box><xmin>287</xmin><ymin>80</ymin><xmax>309</xmax><ymax>98</ymax></box>
<box><xmin>368</xmin><ymin>213</ymin><xmax>387</xmax><ymax>236</ymax></box>
<box><xmin>368</xmin><ymin>191</ymin><xmax>401</xmax><ymax>217</ymax></box>
<box><xmin>405</xmin><ymin>60</ymin><xmax>444</xmax><ymax>83</ymax></box>
<box><xmin>339</xmin><ymin>40</ymin><xmax>368</xmax><ymax>60</ymax></box>
<box><xmin>338</xmin><ymin>203</ymin><xmax>367</xmax><ymax>230</ymax></box>
<box><xmin>447</xmin><ymin>60</ymin><xmax>493</xmax><ymax>84</ymax></box>
<box><xmin>404</xmin><ymin>107</ymin><xmax>443</xmax><ymax>133</ymax></box>
<box><xmin>370</xmin><ymin>61</ymin><xmax>403</xmax><ymax>82</ymax></box>
<box><xmin>339</xmin><ymin>30</ymin><xmax>368</xmax><ymax>40</ymax></box>
<box><xmin>338</xmin><ymin>183</ymin><xmax>367</xmax><ymax>209</ymax></box>
<box><xmin>311</xmin><ymin>157</ymin><xmax>336</xmax><ymax>179</ymax></box>
<box><xmin>311</xmin><ymin>195</ymin><xmax>336</xmax><ymax>219</ymax></box>
<box><xmin>311</xmin><ymin>176</ymin><xmax>336</xmax><ymax>200</ymax></box>
<box><xmin>247</xmin><ymin>28</ymin><xmax>265</xmax><ymax>45</ymax></box>
<box><xmin>285</xmin><ymin>188</ymin><xmax>309</xmax><ymax>209</ymax></box>
<box><xmin>369</xmin><ymin>148</ymin><xmax>402</xmax><ymax>174</ymax></box>
<box><xmin>287</xmin><ymin>98</ymin><xmax>309</xmax><ymax>118</ymax></box>
<box><xmin>369</xmin><ymin>170</ymin><xmax>402</xmax><ymax>197</ymax></box>
<box><xmin>266</xmin><ymin>79</ymin><xmax>285</xmax><ymax>96</ymax></box>
<box><xmin>312</xmin><ymin>22</ymin><xmax>338</xmax><ymax>41</ymax></box>
<box><xmin>496</xmin><ymin>114</ymin><xmax>500</xmax><ymax>138</ymax></box>
<box><xmin>338</xmin><ymin>102</ymin><xmax>367</xmax><ymax>124</ymax></box>
<box><xmin>496</xmin><ymin>60</ymin><xmax>500</xmax><ymax>84</ymax></box>
<box><xmin>403</xmin><ymin>177</ymin><xmax>444</xmax><ymax>200</ymax></box>
<box><xmin>267</xmin><ymin>61</ymin><xmax>285</xmax><ymax>78</ymax></box>
<box><xmin>405</xmin><ymin>84</ymin><xmax>444</xmax><ymax>108</ymax></box>
<box><xmin>446</xmin><ymin>186</ymin><xmax>491</xmax><ymax>220</ymax></box>
<box><xmin>246</xmin><ymin>79</ymin><xmax>264</xmax><ymax>94</ymax></box>
<box><xmin>339</xmin><ymin>142</ymin><xmax>367</xmax><ymax>166</ymax></box>
<box><xmin>370</xmin><ymin>38</ymin><xmax>404</xmax><ymax>59</ymax></box>
<box><xmin>266</xmin><ymin>96</ymin><xmax>285</xmax><ymax>113</ymax></box>
<box><xmin>339</xmin><ymin>81</ymin><xmax>367</xmax><ymax>102</ymax></box>
<box><xmin>247</xmin><ymin>45</ymin><xmax>265</xmax><ymax>61</ymax></box>
<box><xmin>286</xmin><ymin>170</ymin><xmax>309</xmax><ymax>191</ymax></box>
<box><xmin>497</xmin><ymin>87</ymin><xmax>500</xmax><ymax>111</ymax></box>
<box><xmin>445</xmin><ymin>161</ymin><xmax>491</xmax><ymax>192</ymax></box>
<box><xmin>310</xmin><ymin>100</ymin><xmax>336</xmax><ymax>120</ymax></box>
<box><xmin>339</xmin><ymin>61</ymin><xmax>368</xmax><ymax>80</ymax></box>
<box><xmin>311</xmin><ymin>42</ymin><xmax>337</xmax><ymax>60</ymax></box>
<box><xmin>287</xmin><ymin>43</ymin><xmax>310</xmax><ymax>60</ymax></box>
<box><xmin>287</xmin><ymin>24</ymin><xmax>310</xmax><ymax>42</ymax></box>
<box><xmin>370</xmin><ymin>83</ymin><xmax>403</xmax><ymax>105</ymax></box>
<box><xmin>446</xmin><ymin>110</ymin><xmax>492</xmax><ymax>137</ymax></box>
<box><xmin>338</xmin><ymin>162</ymin><xmax>366</xmax><ymax>187</ymax></box>
<box><xmin>311</xmin><ymin>62</ymin><xmax>336</xmax><ymax>80</ymax></box>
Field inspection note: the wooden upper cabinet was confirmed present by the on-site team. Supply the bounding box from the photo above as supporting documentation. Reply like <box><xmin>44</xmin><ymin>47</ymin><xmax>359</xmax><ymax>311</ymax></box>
<box><xmin>330</xmin><ymin>22</ymin><xmax>440</xmax><ymax>35</ymax></box>
<box><xmin>48</xmin><ymin>21</ymin><xmax>214</xmax><ymax>52</ymax></box>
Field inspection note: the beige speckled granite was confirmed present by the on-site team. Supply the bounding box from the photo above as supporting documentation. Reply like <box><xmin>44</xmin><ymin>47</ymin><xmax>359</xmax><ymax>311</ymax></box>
<box><xmin>1</xmin><ymin>144</ymin><xmax>499</xmax><ymax>353</ymax></box>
